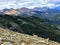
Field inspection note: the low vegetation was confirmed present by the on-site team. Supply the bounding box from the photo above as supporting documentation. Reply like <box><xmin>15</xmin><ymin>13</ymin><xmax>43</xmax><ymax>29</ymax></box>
<box><xmin>0</xmin><ymin>28</ymin><xmax>60</xmax><ymax>45</ymax></box>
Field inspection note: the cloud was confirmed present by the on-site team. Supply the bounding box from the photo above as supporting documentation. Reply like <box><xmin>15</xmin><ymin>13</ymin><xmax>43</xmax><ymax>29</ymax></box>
<box><xmin>0</xmin><ymin>0</ymin><xmax>60</xmax><ymax>10</ymax></box>
<box><xmin>18</xmin><ymin>1</ymin><xmax>32</xmax><ymax>6</ymax></box>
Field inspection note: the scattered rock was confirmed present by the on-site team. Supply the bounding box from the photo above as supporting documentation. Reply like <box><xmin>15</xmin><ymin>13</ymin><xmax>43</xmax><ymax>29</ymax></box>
<box><xmin>1</xmin><ymin>42</ymin><xmax>13</xmax><ymax>45</ymax></box>
<box><xmin>0</xmin><ymin>28</ymin><xmax>60</xmax><ymax>45</ymax></box>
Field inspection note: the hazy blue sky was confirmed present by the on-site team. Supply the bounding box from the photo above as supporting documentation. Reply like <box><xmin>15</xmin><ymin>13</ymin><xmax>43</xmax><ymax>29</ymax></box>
<box><xmin>0</xmin><ymin>0</ymin><xmax>60</xmax><ymax>10</ymax></box>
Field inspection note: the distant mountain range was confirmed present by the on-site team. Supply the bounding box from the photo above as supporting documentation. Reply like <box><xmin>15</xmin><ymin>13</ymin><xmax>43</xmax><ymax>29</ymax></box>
<box><xmin>0</xmin><ymin>8</ymin><xmax>36</xmax><ymax>16</ymax></box>
<box><xmin>0</xmin><ymin>7</ymin><xmax>60</xmax><ymax>15</ymax></box>
<box><xmin>0</xmin><ymin>7</ymin><xmax>60</xmax><ymax>24</ymax></box>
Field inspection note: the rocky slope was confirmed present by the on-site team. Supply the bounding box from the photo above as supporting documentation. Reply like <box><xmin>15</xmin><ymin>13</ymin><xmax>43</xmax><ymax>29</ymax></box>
<box><xmin>0</xmin><ymin>28</ymin><xmax>60</xmax><ymax>45</ymax></box>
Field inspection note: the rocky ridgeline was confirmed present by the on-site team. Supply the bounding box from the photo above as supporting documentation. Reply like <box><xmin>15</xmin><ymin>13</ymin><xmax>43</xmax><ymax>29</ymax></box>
<box><xmin>0</xmin><ymin>28</ymin><xmax>60</xmax><ymax>45</ymax></box>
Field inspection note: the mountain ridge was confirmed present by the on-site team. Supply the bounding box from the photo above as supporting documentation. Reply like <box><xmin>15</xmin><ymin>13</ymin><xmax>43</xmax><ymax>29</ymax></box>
<box><xmin>0</xmin><ymin>7</ymin><xmax>60</xmax><ymax>25</ymax></box>
<box><xmin>0</xmin><ymin>7</ymin><xmax>60</xmax><ymax>15</ymax></box>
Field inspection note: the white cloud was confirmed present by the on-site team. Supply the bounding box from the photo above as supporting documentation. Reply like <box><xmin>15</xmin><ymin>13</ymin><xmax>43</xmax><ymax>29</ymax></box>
<box><xmin>27</xmin><ymin>6</ymin><xmax>37</xmax><ymax>9</ymax></box>
<box><xmin>18</xmin><ymin>1</ymin><xmax>32</xmax><ymax>6</ymax></box>
<box><xmin>0</xmin><ymin>0</ymin><xmax>60</xmax><ymax>9</ymax></box>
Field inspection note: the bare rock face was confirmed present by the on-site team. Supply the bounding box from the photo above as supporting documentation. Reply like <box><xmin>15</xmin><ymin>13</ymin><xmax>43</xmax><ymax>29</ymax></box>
<box><xmin>0</xmin><ymin>28</ymin><xmax>60</xmax><ymax>45</ymax></box>
<box><xmin>4</xmin><ymin>9</ymin><xmax>19</xmax><ymax>16</ymax></box>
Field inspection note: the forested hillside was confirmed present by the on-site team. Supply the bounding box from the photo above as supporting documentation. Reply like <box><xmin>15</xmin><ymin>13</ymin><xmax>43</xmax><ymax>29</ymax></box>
<box><xmin>0</xmin><ymin>15</ymin><xmax>60</xmax><ymax>42</ymax></box>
